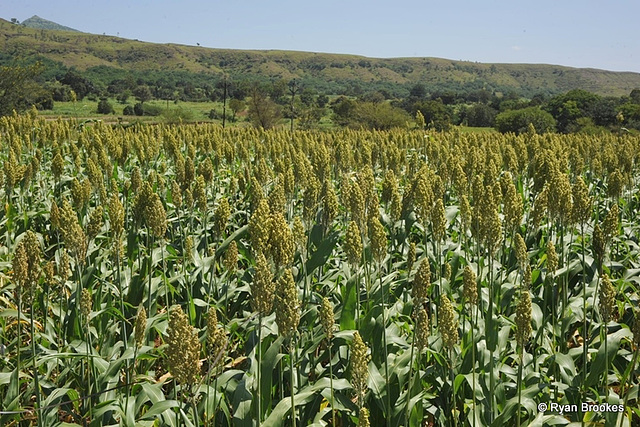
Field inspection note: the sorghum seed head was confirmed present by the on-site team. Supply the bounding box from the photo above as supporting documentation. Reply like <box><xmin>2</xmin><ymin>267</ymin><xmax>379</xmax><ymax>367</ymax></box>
<box><xmin>357</xmin><ymin>407</ymin><xmax>370</xmax><ymax>427</ymax></box>
<box><xmin>463</xmin><ymin>265</ymin><xmax>477</xmax><ymax>305</ymax></box>
<box><xmin>206</xmin><ymin>307</ymin><xmax>227</xmax><ymax>370</ymax></box>
<box><xmin>443</xmin><ymin>263</ymin><xmax>452</xmax><ymax>282</ymax></box>
<box><xmin>415</xmin><ymin>307</ymin><xmax>430</xmax><ymax>350</ymax></box>
<box><xmin>80</xmin><ymin>288</ymin><xmax>92</xmax><ymax>324</ymax></box>
<box><xmin>515</xmin><ymin>234</ymin><xmax>527</xmax><ymax>271</ymax></box>
<box><xmin>344</xmin><ymin>221</ymin><xmax>363</xmax><ymax>266</ymax></box>
<box><xmin>407</xmin><ymin>242</ymin><xmax>416</xmax><ymax>274</ymax></box>
<box><xmin>249</xmin><ymin>199</ymin><xmax>272</xmax><ymax>256</ymax></box>
<box><xmin>439</xmin><ymin>294</ymin><xmax>458</xmax><ymax>350</ymax></box>
<box><xmin>350</xmin><ymin>331</ymin><xmax>370</xmax><ymax>408</ymax></box>
<box><xmin>251</xmin><ymin>253</ymin><xmax>274</xmax><ymax>314</ymax></box>
<box><xmin>166</xmin><ymin>305</ymin><xmax>201</xmax><ymax>385</ymax></box>
<box><xmin>592</xmin><ymin>225</ymin><xmax>606</xmax><ymax>263</ymax></box>
<box><xmin>134</xmin><ymin>305</ymin><xmax>147</xmax><ymax>347</ymax></box>
<box><xmin>412</xmin><ymin>258</ymin><xmax>431</xmax><ymax>304</ymax></box>
<box><xmin>602</xmin><ymin>204</ymin><xmax>619</xmax><ymax>241</ymax></box>
<box><xmin>292</xmin><ymin>217</ymin><xmax>305</xmax><ymax>251</ymax></box>
<box><xmin>515</xmin><ymin>290</ymin><xmax>532</xmax><ymax>349</ymax></box>
<box><xmin>213</xmin><ymin>198</ymin><xmax>231</xmax><ymax>237</ymax></box>
<box><xmin>108</xmin><ymin>193</ymin><xmax>124</xmax><ymax>238</ymax></box>
<box><xmin>87</xmin><ymin>206</ymin><xmax>103</xmax><ymax>241</ymax></box>
<box><xmin>571</xmin><ymin>177</ymin><xmax>592</xmax><ymax>225</ymax></box>
<box><xmin>546</xmin><ymin>240</ymin><xmax>558</xmax><ymax>278</ymax></box>
<box><xmin>274</xmin><ymin>269</ymin><xmax>300</xmax><ymax>337</ymax></box>
<box><xmin>599</xmin><ymin>274</ymin><xmax>616</xmax><ymax>324</ymax></box>
<box><xmin>431</xmin><ymin>198</ymin><xmax>446</xmax><ymax>242</ymax></box>
<box><xmin>523</xmin><ymin>263</ymin><xmax>532</xmax><ymax>290</ymax></box>
<box><xmin>50</xmin><ymin>200</ymin><xmax>60</xmax><ymax>230</ymax></box>
<box><xmin>368</xmin><ymin>216</ymin><xmax>387</xmax><ymax>264</ymax></box>
<box><xmin>223</xmin><ymin>240</ymin><xmax>238</xmax><ymax>274</ymax></box>
<box><xmin>269</xmin><ymin>212</ymin><xmax>295</xmax><ymax>269</ymax></box>
<box><xmin>184</xmin><ymin>235</ymin><xmax>194</xmax><ymax>262</ymax></box>
<box><xmin>319</xmin><ymin>297</ymin><xmax>334</xmax><ymax>340</ymax></box>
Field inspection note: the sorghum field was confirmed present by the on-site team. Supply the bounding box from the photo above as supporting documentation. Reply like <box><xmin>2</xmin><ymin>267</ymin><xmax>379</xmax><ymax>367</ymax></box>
<box><xmin>0</xmin><ymin>110</ymin><xmax>639</xmax><ymax>427</ymax></box>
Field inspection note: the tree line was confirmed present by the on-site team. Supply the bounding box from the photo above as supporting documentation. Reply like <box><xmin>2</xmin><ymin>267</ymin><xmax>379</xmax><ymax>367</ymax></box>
<box><xmin>2</xmin><ymin>61</ymin><xmax>640</xmax><ymax>134</ymax></box>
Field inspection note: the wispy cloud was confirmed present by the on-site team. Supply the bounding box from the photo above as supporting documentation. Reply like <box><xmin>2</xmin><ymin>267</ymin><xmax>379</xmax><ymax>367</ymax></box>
<box><xmin>512</xmin><ymin>46</ymin><xmax>522</xmax><ymax>51</ymax></box>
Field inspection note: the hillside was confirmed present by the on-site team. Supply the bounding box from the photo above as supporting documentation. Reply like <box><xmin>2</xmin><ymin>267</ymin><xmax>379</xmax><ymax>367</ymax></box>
<box><xmin>2</xmin><ymin>17</ymin><xmax>640</xmax><ymax>97</ymax></box>
<box><xmin>20</xmin><ymin>15</ymin><xmax>80</xmax><ymax>32</ymax></box>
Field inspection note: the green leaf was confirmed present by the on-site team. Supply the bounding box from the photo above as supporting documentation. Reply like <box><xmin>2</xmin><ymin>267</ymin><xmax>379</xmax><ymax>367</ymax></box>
<box><xmin>140</xmin><ymin>400</ymin><xmax>179</xmax><ymax>419</ymax></box>
<box><xmin>339</xmin><ymin>277</ymin><xmax>357</xmax><ymax>330</ymax></box>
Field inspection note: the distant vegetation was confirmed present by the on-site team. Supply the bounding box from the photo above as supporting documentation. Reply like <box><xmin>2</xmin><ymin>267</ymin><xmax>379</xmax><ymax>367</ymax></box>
<box><xmin>2</xmin><ymin>17</ymin><xmax>640</xmax><ymax>133</ymax></box>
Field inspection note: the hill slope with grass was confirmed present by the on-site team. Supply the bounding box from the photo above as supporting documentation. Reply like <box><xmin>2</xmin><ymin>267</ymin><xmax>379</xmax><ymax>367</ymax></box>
<box><xmin>2</xmin><ymin>17</ymin><xmax>639</xmax><ymax>97</ymax></box>
<box><xmin>20</xmin><ymin>15</ymin><xmax>80</xmax><ymax>32</ymax></box>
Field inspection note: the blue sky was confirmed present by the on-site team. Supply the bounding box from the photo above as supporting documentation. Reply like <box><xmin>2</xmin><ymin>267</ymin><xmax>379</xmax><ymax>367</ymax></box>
<box><xmin>3</xmin><ymin>0</ymin><xmax>639</xmax><ymax>72</ymax></box>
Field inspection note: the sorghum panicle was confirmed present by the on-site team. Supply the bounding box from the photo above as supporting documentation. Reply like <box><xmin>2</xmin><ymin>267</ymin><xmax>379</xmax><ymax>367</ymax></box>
<box><xmin>251</xmin><ymin>253</ymin><xmax>274</xmax><ymax>315</ymax></box>
<box><xmin>223</xmin><ymin>240</ymin><xmax>238</xmax><ymax>274</ymax></box>
<box><xmin>439</xmin><ymin>294</ymin><xmax>458</xmax><ymax>350</ymax></box>
<box><xmin>249</xmin><ymin>199</ymin><xmax>271</xmax><ymax>256</ymax></box>
<box><xmin>368</xmin><ymin>216</ymin><xmax>387</xmax><ymax>264</ymax></box>
<box><xmin>463</xmin><ymin>265</ymin><xmax>477</xmax><ymax>305</ymax></box>
<box><xmin>274</xmin><ymin>269</ymin><xmax>300</xmax><ymax>337</ymax></box>
<box><xmin>546</xmin><ymin>240</ymin><xmax>558</xmax><ymax>278</ymax></box>
<box><xmin>515</xmin><ymin>289</ymin><xmax>532</xmax><ymax>349</ymax></box>
<box><xmin>407</xmin><ymin>242</ymin><xmax>416</xmax><ymax>274</ymax></box>
<box><xmin>357</xmin><ymin>407</ymin><xmax>370</xmax><ymax>427</ymax></box>
<box><xmin>166</xmin><ymin>305</ymin><xmax>201</xmax><ymax>385</ymax></box>
<box><xmin>350</xmin><ymin>331</ymin><xmax>370</xmax><ymax>408</ymax></box>
<box><xmin>344</xmin><ymin>221</ymin><xmax>363</xmax><ymax>266</ymax></box>
<box><xmin>206</xmin><ymin>307</ymin><xmax>227</xmax><ymax>370</ymax></box>
<box><xmin>134</xmin><ymin>305</ymin><xmax>147</xmax><ymax>347</ymax></box>
<box><xmin>319</xmin><ymin>297</ymin><xmax>334</xmax><ymax>340</ymax></box>
<box><xmin>415</xmin><ymin>307</ymin><xmax>430</xmax><ymax>350</ymax></box>
<box><xmin>598</xmin><ymin>274</ymin><xmax>616</xmax><ymax>323</ymax></box>
<box><xmin>412</xmin><ymin>258</ymin><xmax>431</xmax><ymax>304</ymax></box>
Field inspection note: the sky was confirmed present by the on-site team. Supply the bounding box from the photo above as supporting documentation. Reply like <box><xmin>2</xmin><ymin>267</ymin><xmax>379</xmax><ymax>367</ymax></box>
<box><xmin>3</xmin><ymin>0</ymin><xmax>639</xmax><ymax>72</ymax></box>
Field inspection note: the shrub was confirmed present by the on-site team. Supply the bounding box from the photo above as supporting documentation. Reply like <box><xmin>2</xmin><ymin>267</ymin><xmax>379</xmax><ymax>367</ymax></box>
<box><xmin>97</xmin><ymin>98</ymin><xmax>115</xmax><ymax>114</ymax></box>
<box><xmin>494</xmin><ymin>106</ymin><xmax>556</xmax><ymax>134</ymax></box>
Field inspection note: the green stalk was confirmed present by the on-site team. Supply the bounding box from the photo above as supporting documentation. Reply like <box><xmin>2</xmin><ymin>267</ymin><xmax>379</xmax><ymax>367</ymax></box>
<box><xmin>328</xmin><ymin>338</ymin><xmax>336</xmax><ymax>427</ymax></box>
<box><xmin>516</xmin><ymin>348</ymin><xmax>523</xmax><ymax>427</ymax></box>
<box><xmin>30</xmin><ymin>304</ymin><xmax>43</xmax><ymax>427</ymax></box>
<box><xmin>602</xmin><ymin>322</ymin><xmax>608</xmax><ymax>393</ymax></box>
<box><xmin>376</xmin><ymin>259</ymin><xmax>391</xmax><ymax>426</ymax></box>
<box><xmin>580</xmin><ymin>224</ymin><xmax>588</xmax><ymax>397</ymax></box>
<box><xmin>289</xmin><ymin>337</ymin><xmax>296</xmax><ymax>427</ymax></box>
<box><xmin>617</xmin><ymin>350</ymin><xmax>639</xmax><ymax>427</ymax></box>
<box><xmin>450</xmin><ymin>347</ymin><xmax>457</xmax><ymax>427</ymax></box>
<box><xmin>16</xmin><ymin>292</ymin><xmax>22</xmax><ymax>410</ymax></box>
<box><xmin>471</xmin><ymin>304</ymin><xmax>477</xmax><ymax>427</ymax></box>
<box><xmin>257</xmin><ymin>313</ymin><xmax>262</xmax><ymax>426</ymax></box>
<box><xmin>147</xmin><ymin>233</ymin><xmax>153</xmax><ymax>317</ymax></box>
<box><xmin>404</xmin><ymin>326</ymin><xmax>416</xmax><ymax>427</ymax></box>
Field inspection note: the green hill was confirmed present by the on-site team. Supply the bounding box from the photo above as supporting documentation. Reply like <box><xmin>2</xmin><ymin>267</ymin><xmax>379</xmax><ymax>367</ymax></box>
<box><xmin>20</xmin><ymin>15</ymin><xmax>80</xmax><ymax>32</ymax></box>
<box><xmin>1</xmin><ymin>17</ymin><xmax>639</xmax><ymax>97</ymax></box>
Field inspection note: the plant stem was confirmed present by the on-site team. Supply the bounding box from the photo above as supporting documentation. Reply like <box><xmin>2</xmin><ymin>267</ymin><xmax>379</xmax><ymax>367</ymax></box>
<box><xmin>30</xmin><ymin>304</ymin><xmax>43</xmax><ymax>427</ymax></box>
<box><xmin>289</xmin><ymin>337</ymin><xmax>296</xmax><ymax>427</ymax></box>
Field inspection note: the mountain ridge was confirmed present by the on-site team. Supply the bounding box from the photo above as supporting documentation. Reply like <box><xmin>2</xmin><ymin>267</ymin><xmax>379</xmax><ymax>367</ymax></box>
<box><xmin>20</xmin><ymin>15</ymin><xmax>80</xmax><ymax>32</ymax></box>
<box><xmin>1</xmin><ymin>17</ymin><xmax>639</xmax><ymax>97</ymax></box>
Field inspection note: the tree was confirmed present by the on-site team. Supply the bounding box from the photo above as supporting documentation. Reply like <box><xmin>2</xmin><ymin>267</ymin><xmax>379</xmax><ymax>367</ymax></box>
<box><xmin>96</xmin><ymin>98</ymin><xmax>115</xmax><ymax>114</ymax></box>
<box><xmin>133</xmin><ymin>85</ymin><xmax>152</xmax><ymax>104</ymax></box>
<box><xmin>494</xmin><ymin>107</ymin><xmax>556</xmax><ymax>134</ymax></box>
<box><xmin>0</xmin><ymin>62</ymin><xmax>47</xmax><ymax>116</ymax></box>
<box><xmin>60</xmin><ymin>69</ymin><xmax>95</xmax><ymax>100</ymax></box>
<box><xmin>228</xmin><ymin>98</ymin><xmax>245</xmax><ymax>121</ymax></box>
<box><xmin>247</xmin><ymin>84</ymin><xmax>281</xmax><ymax>130</ymax></box>
<box><xmin>414</xmin><ymin>100</ymin><xmax>452</xmax><ymax>131</ymax></box>
<box><xmin>465</xmin><ymin>103</ymin><xmax>497</xmax><ymax>127</ymax></box>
